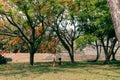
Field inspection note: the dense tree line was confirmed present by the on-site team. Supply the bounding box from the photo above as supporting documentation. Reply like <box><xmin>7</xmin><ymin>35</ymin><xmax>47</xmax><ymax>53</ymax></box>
<box><xmin>0</xmin><ymin>0</ymin><xmax>119</xmax><ymax>65</ymax></box>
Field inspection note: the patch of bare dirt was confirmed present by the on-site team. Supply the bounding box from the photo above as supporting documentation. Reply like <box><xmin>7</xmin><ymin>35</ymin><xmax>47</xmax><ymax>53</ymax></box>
<box><xmin>2</xmin><ymin>53</ymin><xmax>120</xmax><ymax>63</ymax></box>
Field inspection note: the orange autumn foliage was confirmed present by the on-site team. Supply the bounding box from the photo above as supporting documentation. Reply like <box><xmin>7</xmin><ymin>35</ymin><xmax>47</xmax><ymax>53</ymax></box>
<box><xmin>25</xmin><ymin>24</ymin><xmax>42</xmax><ymax>37</ymax></box>
<box><xmin>35</xmin><ymin>24</ymin><xmax>42</xmax><ymax>36</ymax></box>
<box><xmin>40</xmin><ymin>36</ymin><xmax>60</xmax><ymax>53</ymax></box>
<box><xmin>0</xmin><ymin>0</ymin><xmax>5</xmax><ymax>2</ymax></box>
<box><xmin>9</xmin><ymin>37</ymin><xmax>22</xmax><ymax>46</ymax></box>
<box><xmin>8</xmin><ymin>37</ymin><xmax>23</xmax><ymax>53</ymax></box>
<box><xmin>0</xmin><ymin>21</ymin><xmax>6</xmax><ymax>29</ymax></box>
<box><xmin>23</xmin><ymin>46</ymin><xmax>27</xmax><ymax>49</ymax></box>
<box><xmin>39</xmin><ymin>1</ymin><xmax>51</xmax><ymax>14</ymax></box>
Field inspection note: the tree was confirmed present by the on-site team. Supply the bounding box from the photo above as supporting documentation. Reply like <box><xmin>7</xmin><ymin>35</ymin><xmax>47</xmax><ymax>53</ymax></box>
<box><xmin>75</xmin><ymin>0</ymin><xmax>119</xmax><ymax>64</ymax></box>
<box><xmin>47</xmin><ymin>0</ymin><xmax>81</xmax><ymax>63</ymax></box>
<box><xmin>107</xmin><ymin>0</ymin><xmax>120</xmax><ymax>42</ymax></box>
<box><xmin>93</xmin><ymin>0</ymin><xmax>120</xmax><ymax>64</ymax></box>
<box><xmin>0</xmin><ymin>0</ymin><xmax>52</xmax><ymax>65</ymax></box>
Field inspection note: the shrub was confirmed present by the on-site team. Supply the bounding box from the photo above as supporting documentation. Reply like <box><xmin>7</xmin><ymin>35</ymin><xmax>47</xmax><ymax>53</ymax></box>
<box><xmin>0</xmin><ymin>54</ymin><xmax>7</xmax><ymax>64</ymax></box>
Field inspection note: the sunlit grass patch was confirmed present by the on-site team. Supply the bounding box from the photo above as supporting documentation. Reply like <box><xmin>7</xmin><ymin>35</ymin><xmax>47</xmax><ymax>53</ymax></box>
<box><xmin>0</xmin><ymin>61</ymin><xmax>120</xmax><ymax>80</ymax></box>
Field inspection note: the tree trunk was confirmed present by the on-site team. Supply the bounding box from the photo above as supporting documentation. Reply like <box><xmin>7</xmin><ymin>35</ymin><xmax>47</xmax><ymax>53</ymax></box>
<box><xmin>103</xmin><ymin>51</ymin><xmax>111</xmax><ymax>65</ymax></box>
<box><xmin>68</xmin><ymin>48</ymin><xmax>74</xmax><ymax>63</ymax></box>
<box><xmin>111</xmin><ymin>52</ymin><xmax>117</xmax><ymax>61</ymax></box>
<box><xmin>103</xmin><ymin>56</ymin><xmax>110</xmax><ymax>64</ymax></box>
<box><xmin>100</xmin><ymin>38</ymin><xmax>110</xmax><ymax>64</ymax></box>
<box><xmin>103</xmin><ymin>38</ymin><xmax>117</xmax><ymax>64</ymax></box>
<box><xmin>68</xmin><ymin>43</ymin><xmax>74</xmax><ymax>63</ymax></box>
<box><xmin>92</xmin><ymin>53</ymin><xmax>100</xmax><ymax>62</ymax></box>
<box><xmin>110</xmin><ymin>39</ymin><xmax>117</xmax><ymax>61</ymax></box>
<box><xmin>94</xmin><ymin>41</ymin><xmax>100</xmax><ymax>62</ymax></box>
<box><xmin>107</xmin><ymin>0</ymin><xmax>120</xmax><ymax>42</ymax></box>
<box><xmin>30</xmin><ymin>52</ymin><xmax>35</xmax><ymax>65</ymax></box>
<box><xmin>69</xmin><ymin>53</ymin><xmax>74</xmax><ymax>63</ymax></box>
<box><xmin>111</xmin><ymin>45</ymin><xmax>120</xmax><ymax>61</ymax></box>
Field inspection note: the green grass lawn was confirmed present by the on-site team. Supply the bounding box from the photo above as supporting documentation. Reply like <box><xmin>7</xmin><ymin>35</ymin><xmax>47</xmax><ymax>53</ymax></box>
<box><xmin>0</xmin><ymin>61</ymin><xmax>120</xmax><ymax>80</ymax></box>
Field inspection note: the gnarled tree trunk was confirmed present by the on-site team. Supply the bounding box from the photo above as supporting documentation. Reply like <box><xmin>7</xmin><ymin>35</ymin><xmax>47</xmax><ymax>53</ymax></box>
<box><xmin>107</xmin><ymin>0</ymin><xmax>120</xmax><ymax>42</ymax></box>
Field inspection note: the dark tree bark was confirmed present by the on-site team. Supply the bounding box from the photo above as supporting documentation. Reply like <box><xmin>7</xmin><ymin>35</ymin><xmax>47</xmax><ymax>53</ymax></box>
<box><xmin>93</xmin><ymin>41</ymin><xmax>101</xmax><ymax>62</ymax></box>
<box><xmin>102</xmin><ymin>37</ymin><xmax>117</xmax><ymax>64</ymax></box>
<box><xmin>111</xmin><ymin>52</ymin><xmax>116</xmax><ymax>61</ymax></box>
<box><xmin>68</xmin><ymin>44</ymin><xmax>74</xmax><ymax>63</ymax></box>
<box><xmin>109</xmin><ymin>38</ymin><xmax>117</xmax><ymax>61</ymax></box>
<box><xmin>30</xmin><ymin>52</ymin><xmax>34</xmax><ymax>65</ymax></box>
<box><xmin>111</xmin><ymin>43</ymin><xmax>120</xmax><ymax>61</ymax></box>
<box><xmin>100</xmin><ymin>37</ymin><xmax>110</xmax><ymax>64</ymax></box>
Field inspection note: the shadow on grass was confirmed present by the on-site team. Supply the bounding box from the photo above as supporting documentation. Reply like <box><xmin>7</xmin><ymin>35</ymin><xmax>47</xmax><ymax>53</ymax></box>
<box><xmin>0</xmin><ymin>60</ymin><xmax>120</xmax><ymax>77</ymax></box>
<box><xmin>0</xmin><ymin>62</ymin><xmax>64</xmax><ymax>77</ymax></box>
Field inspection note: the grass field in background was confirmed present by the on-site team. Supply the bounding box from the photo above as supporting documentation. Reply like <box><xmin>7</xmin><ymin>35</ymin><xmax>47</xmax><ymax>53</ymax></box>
<box><xmin>0</xmin><ymin>61</ymin><xmax>120</xmax><ymax>80</ymax></box>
